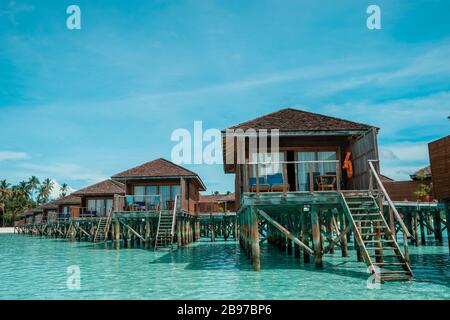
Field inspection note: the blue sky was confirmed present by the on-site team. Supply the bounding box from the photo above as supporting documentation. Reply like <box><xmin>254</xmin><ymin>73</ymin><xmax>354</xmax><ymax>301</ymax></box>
<box><xmin>0</xmin><ymin>0</ymin><xmax>449</xmax><ymax>194</ymax></box>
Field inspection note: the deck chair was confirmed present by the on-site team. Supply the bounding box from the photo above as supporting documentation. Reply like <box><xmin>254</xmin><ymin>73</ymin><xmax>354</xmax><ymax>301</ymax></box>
<box><xmin>268</xmin><ymin>173</ymin><xmax>290</xmax><ymax>192</ymax></box>
<box><xmin>317</xmin><ymin>176</ymin><xmax>337</xmax><ymax>191</ymax></box>
<box><xmin>248</xmin><ymin>177</ymin><xmax>271</xmax><ymax>192</ymax></box>
<box><xmin>306</xmin><ymin>172</ymin><xmax>321</xmax><ymax>191</ymax></box>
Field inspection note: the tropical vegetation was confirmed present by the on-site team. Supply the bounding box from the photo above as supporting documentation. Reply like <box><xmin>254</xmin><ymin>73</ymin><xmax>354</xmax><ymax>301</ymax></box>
<box><xmin>0</xmin><ymin>177</ymin><xmax>68</xmax><ymax>227</ymax></box>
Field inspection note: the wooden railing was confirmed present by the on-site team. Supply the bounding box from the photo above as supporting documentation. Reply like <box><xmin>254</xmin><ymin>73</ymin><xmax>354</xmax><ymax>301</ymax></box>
<box><xmin>113</xmin><ymin>194</ymin><xmax>161</xmax><ymax>212</ymax></box>
<box><xmin>70</xmin><ymin>206</ymin><xmax>108</xmax><ymax>218</ymax></box>
<box><xmin>368</xmin><ymin>160</ymin><xmax>412</xmax><ymax>260</ymax></box>
<box><xmin>171</xmin><ymin>194</ymin><xmax>178</xmax><ymax>241</ymax></box>
<box><xmin>244</xmin><ymin>160</ymin><xmax>341</xmax><ymax>194</ymax></box>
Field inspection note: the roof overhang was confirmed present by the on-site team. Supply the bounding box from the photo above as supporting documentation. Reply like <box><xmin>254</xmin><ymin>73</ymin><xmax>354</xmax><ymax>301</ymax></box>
<box><xmin>112</xmin><ymin>175</ymin><xmax>207</xmax><ymax>191</ymax></box>
<box><xmin>220</xmin><ymin>129</ymin><xmax>373</xmax><ymax>136</ymax></box>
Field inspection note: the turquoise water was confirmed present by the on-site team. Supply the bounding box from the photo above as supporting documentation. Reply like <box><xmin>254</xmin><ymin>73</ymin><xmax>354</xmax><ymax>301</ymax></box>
<box><xmin>0</xmin><ymin>234</ymin><xmax>449</xmax><ymax>299</ymax></box>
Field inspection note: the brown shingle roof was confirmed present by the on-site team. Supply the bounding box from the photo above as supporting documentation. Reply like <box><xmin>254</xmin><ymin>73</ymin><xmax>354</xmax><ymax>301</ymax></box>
<box><xmin>226</xmin><ymin>108</ymin><xmax>374</xmax><ymax>132</ymax></box>
<box><xmin>111</xmin><ymin>158</ymin><xmax>206</xmax><ymax>190</ymax></box>
<box><xmin>53</xmin><ymin>194</ymin><xmax>81</xmax><ymax>206</ymax></box>
<box><xmin>72</xmin><ymin>179</ymin><xmax>125</xmax><ymax>196</ymax></box>
<box><xmin>112</xmin><ymin>158</ymin><xmax>197</xmax><ymax>178</ymax></box>
<box><xmin>199</xmin><ymin>193</ymin><xmax>235</xmax><ymax>203</ymax></box>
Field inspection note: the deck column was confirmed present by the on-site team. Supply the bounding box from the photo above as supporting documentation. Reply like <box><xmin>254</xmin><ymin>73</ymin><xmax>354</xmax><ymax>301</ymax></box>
<box><xmin>177</xmin><ymin>219</ymin><xmax>182</xmax><ymax>248</ymax></box>
<box><xmin>115</xmin><ymin>221</ymin><xmax>120</xmax><ymax>249</ymax></box>
<box><xmin>250</xmin><ymin>207</ymin><xmax>260</xmax><ymax>271</ymax></box>
<box><xmin>301</xmin><ymin>206</ymin><xmax>310</xmax><ymax>263</ymax></box>
<box><xmin>338</xmin><ymin>210</ymin><xmax>348</xmax><ymax>257</ymax></box>
<box><xmin>311</xmin><ymin>205</ymin><xmax>323</xmax><ymax>269</ymax></box>
<box><xmin>434</xmin><ymin>209</ymin><xmax>443</xmax><ymax>243</ymax></box>
<box><xmin>445</xmin><ymin>201</ymin><xmax>450</xmax><ymax>254</ymax></box>
<box><xmin>419</xmin><ymin>211</ymin><xmax>426</xmax><ymax>246</ymax></box>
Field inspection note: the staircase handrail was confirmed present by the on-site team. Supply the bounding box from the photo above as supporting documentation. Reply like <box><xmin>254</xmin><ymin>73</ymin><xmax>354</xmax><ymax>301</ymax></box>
<box><xmin>368</xmin><ymin>160</ymin><xmax>411</xmax><ymax>238</ymax></box>
<box><xmin>171</xmin><ymin>195</ymin><xmax>178</xmax><ymax>240</ymax></box>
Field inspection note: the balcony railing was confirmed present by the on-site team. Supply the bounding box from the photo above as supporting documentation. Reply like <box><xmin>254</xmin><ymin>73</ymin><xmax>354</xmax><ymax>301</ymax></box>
<box><xmin>244</xmin><ymin>160</ymin><xmax>341</xmax><ymax>194</ymax></box>
<box><xmin>70</xmin><ymin>207</ymin><xmax>109</xmax><ymax>218</ymax></box>
<box><xmin>113</xmin><ymin>194</ymin><xmax>181</xmax><ymax>212</ymax></box>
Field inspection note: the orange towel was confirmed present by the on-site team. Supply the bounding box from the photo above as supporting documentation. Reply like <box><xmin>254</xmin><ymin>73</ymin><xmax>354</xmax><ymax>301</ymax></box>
<box><xmin>342</xmin><ymin>152</ymin><xmax>353</xmax><ymax>178</ymax></box>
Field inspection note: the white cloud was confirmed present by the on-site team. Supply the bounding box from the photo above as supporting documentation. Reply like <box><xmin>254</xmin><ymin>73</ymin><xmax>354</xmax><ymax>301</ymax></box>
<box><xmin>49</xmin><ymin>180</ymin><xmax>77</xmax><ymax>200</ymax></box>
<box><xmin>0</xmin><ymin>151</ymin><xmax>28</xmax><ymax>161</ymax></box>
<box><xmin>380</xmin><ymin>143</ymin><xmax>429</xmax><ymax>163</ymax></box>
<box><xmin>16</xmin><ymin>162</ymin><xmax>107</xmax><ymax>184</ymax></box>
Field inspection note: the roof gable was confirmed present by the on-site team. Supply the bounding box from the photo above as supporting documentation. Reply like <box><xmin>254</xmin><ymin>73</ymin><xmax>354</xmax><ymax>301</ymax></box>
<box><xmin>72</xmin><ymin>179</ymin><xmax>125</xmax><ymax>196</ymax></box>
<box><xmin>111</xmin><ymin>158</ymin><xmax>198</xmax><ymax>178</ymax></box>
<box><xmin>227</xmin><ymin>108</ymin><xmax>373</xmax><ymax>132</ymax></box>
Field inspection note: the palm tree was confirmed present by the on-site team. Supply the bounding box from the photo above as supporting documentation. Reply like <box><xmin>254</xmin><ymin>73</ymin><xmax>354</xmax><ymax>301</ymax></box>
<box><xmin>0</xmin><ymin>180</ymin><xmax>11</xmax><ymax>227</ymax></box>
<box><xmin>18</xmin><ymin>181</ymin><xmax>32</xmax><ymax>199</ymax></box>
<box><xmin>38</xmin><ymin>178</ymin><xmax>54</xmax><ymax>204</ymax></box>
<box><xmin>28</xmin><ymin>176</ymin><xmax>40</xmax><ymax>202</ymax></box>
<box><xmin>59</xmin><ymin>183</ymin><xmax>69</xmax><ymax>198</ymax></box>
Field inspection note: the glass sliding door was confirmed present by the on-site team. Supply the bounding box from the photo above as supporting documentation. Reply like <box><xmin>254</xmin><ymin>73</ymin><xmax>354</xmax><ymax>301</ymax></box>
<box><xmin>296</xmin><ymin>151</ymin><xmax>338</xmax><ymax>191</ymax></box>
<box><xmin>296</xmin><ymin>152</ymin><xmax>315</xmax><ymax>191</ymax></box>
<box><xmin>145</xmin><ymin>186</ymin><xmax>158</xmax><ymax>208</ymax></box>
<box><xmin>160</xmin><ymin>185</ymin><xmax>171</xmax><ymax>209</ymax></box>
<box><xmin>317</xmin><ymin>151</ymin><xmax>337</xmax><ymax>176</ymax></box>
<box><xmin>171</xmin><ymin>185</ymin><xmax>181</xmax><ymax>209</ymax></box>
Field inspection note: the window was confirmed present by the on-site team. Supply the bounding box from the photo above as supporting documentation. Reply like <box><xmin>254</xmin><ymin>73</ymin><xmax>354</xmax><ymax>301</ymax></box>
<box><xmin>296</xmin><ymin>151</ymin><xmax>337</xmax><ymax>191</ymax></box>
<box><xmin>250</xmin><ymin>152</ymin><xmax>285</xmax><ymax>177</ymax></box>
<box><xmin>133</xmin><ymin>184</ymin><xmax>180</xmax><ymax>209</ymax></box>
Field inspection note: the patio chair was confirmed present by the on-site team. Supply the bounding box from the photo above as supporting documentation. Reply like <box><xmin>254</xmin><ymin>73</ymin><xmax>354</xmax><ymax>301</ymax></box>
<box><xmin>317</xmin><ymin>175</ymin><xmax>337</xmax><ymax>191</ymax></box>
<box><xmin>267</xmin><ymin>173</ymin><xmax>290</xmax><ymax>192</ymax></box>
<box><xmin>248</xmin><ymin>177</ymin><xmax>271</xmax><ymax>192</ymax></box>
<box><xmin>306</xmin><ymin>172</ymin><xmax>321</xmax><ymax>191</ymax></box>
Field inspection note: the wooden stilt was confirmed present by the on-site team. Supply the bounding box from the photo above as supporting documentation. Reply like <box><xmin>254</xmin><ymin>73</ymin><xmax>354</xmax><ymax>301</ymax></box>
<box><xmin>301</xmin><ymin>207</ymin><xmax>310</xmax><ymax>263</ymax></box>
<box><xmin>250</xmin><ymin>206</ymin><xmax>260</xmax><ymax>271</ymax></box>
<box><xmin>310</xmin><ymin>205</ymin><xmax>323</xmax><ymax>269</ymax></box>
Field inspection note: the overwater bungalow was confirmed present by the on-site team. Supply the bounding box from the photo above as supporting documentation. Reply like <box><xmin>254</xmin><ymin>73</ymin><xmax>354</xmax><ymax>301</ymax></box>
<box><xmin>71</xmin><ymin>179</ymin><xmax>125</xmax><ymax>217</ymax></box>
<box><xmin>111</xmin><ymin>158</ymin><xmax>206</xmax><ymax>213</ymax></box>
<box><xmin>17</xmin><ymin>158</ymin><xmax>207</xmax><ymax>249</ymax></box>
<box><xmin>222</xmin><ymin>108</ymin><xmax>414</xmax><ymax>281</ymax></box>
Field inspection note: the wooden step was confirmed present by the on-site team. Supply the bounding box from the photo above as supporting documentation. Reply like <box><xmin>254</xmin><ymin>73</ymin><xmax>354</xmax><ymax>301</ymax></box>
<box><xmin>357</xmin><ymin>219</ymin><xmax>383</xmax><ymax>223</ymax></box>
<box><xmin>366</xmin><ymin>247</ymin><xmax>397</xmax><ymax>250</ymax></box>
<box><xmin>373</xmin><ymin>262</ymin><xmax>406</xmax><ymax>266</ymax></box>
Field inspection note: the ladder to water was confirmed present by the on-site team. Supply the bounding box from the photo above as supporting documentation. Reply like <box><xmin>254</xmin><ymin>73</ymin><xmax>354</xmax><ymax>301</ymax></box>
<box><xmin>93</xmin><ymin>207</ymin><xmax>113</xmax><ymax>243</ymax></box>
<box><xmin>155</xmin><ymin>195</ymin><xmax>178</xmax><ymax>250</ymax></box>
<box><xmin>340</xmin><ymin>191</ymin><xmax>413</xmax><ymax>282</ymax></box>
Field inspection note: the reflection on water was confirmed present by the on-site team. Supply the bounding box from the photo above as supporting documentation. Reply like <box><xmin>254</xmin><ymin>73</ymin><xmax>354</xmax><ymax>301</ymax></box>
<box><xmin>0</xmin><ymin>234</ymin><xmax>449</xmax><ymax>299</ymax></box>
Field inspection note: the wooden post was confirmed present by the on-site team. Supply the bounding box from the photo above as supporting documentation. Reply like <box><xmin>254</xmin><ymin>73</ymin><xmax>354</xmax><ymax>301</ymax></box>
<box><xmin>338</xmin><ymin>211</ymin><xmax>348</xmax><ymax>257</ymax></box>
<box><xmin>250</xmin><ymin>207</ymin><xmax>260</xmax><ymax>271</ymax></box>
<box><xmin>326</xmin><ymin>213</ymin><xmax>334</xmax><ymax>254</ymax></box>
<box><xmin>445</xmin><ymin>201</ymin><xmax>450</xmax><ymax>254</ymax></box>
<box><xmin>210</xmin><ymin>217</ymin><xmax>215</xmax><ymax>242</ymax></box>
<box><xmin>434</xmin><ymin>209</ymin><xmax>443</xmax><ymax>244</ymax></box>
<box><xmin>419</xmin><ymin>210</ymin><xmax>426</xmax><ymax>246</ymax></box>
<box><xmin>177</xmin><ymin>220</ymin><xmax>182</xmax><ymax>248</ymax></box>
<box><xmin>301</xmin><ymin>207</ymin><xmax>310</xmax><ymax>263</ymax></box>
<box><xmin>145</xmin><ymin>218</ymin><xmax>150</xmax><ymax>249</ymax></box>
<box><xmin>311</xmin><ymin>205</ymin><xmax>323</xmax><ymax>269</ymax></box>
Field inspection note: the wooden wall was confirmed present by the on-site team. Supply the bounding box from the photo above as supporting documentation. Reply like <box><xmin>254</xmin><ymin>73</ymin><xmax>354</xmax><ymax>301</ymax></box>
<box><xmin>384</xmin><ymin>180</ymin><xmax>433</xmax><ymax>202</ymax></box>
<box><xmin>429</xmin><ymin>135</ymin><xmax>450</xmax><ymax>200</ymax></box>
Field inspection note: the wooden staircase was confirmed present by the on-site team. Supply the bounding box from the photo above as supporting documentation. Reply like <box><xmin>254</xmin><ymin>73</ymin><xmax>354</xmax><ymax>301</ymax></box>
<box><xmin>155</xmin><ymin>195</ymin><xmax>178</xmax><ymax>250</ymax></box>
<box><xmin>340</xmin><ymin>191</ymin><xmax>413</xmax><ymax>282</ymax></box>
<box><xmin>93</xmin><ymin>208</ymin><xmax>113</xmax><ymax>243</ymax></box>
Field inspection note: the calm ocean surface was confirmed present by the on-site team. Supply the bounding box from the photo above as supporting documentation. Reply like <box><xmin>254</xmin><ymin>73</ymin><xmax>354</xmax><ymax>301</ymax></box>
<box><xmin>0</xmin><ymin>234</ymin><xmax>449</xmax><ymax>299</ymax></box>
